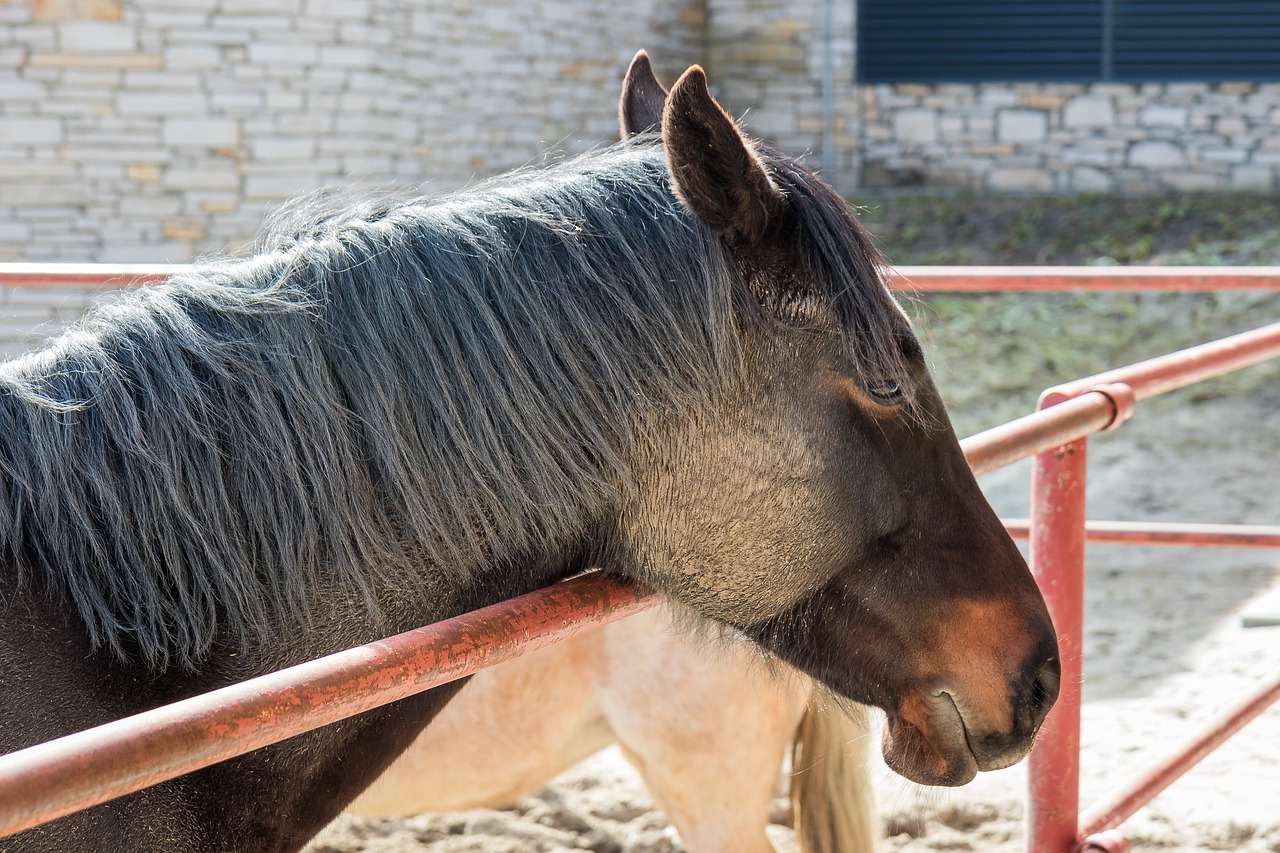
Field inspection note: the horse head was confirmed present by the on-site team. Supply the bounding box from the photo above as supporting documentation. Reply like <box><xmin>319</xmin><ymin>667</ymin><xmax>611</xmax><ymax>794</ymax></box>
<box><xmin>611</xmin><ymin>52</ymin><xmax>1059</xmax><ymax>787</ymax></box>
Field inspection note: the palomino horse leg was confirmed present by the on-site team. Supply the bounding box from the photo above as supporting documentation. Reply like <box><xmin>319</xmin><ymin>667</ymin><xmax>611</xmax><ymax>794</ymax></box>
<box><xmin>597</xmin><ymin>608</ymin><xmax>809</xmax><ymax>853</ymax></box>
<box><xmin>349</xmin><ymin>629</ymin><xmax>614</xmax><ymax>815</ymax></box>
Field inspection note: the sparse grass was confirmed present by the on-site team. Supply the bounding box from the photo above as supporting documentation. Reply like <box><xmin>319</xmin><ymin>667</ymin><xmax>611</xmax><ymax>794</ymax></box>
<box><xmin>854</xmin><ymin>192</ymin><xmax>1280</xmax><ymax>266</ymax></box>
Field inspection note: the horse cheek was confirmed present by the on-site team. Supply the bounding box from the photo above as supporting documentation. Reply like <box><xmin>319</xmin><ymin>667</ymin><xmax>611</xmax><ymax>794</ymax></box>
<box><xmin>618</xmin><ymin>413</ymin><xmax>867</xmax><ymax>626</ymax></box>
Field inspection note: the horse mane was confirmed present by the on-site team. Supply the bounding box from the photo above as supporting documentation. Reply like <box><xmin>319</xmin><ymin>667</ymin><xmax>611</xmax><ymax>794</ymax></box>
<box><xmin>0</xmin><ymin>139</ymin><xmax>910</xmax><ymax>670</ymax></box>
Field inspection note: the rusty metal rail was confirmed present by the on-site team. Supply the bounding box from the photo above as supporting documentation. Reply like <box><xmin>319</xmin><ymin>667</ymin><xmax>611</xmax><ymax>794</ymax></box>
<box><xmin>894</xmin><ymin>265</ymin><xmax>1280</xmax><ymax>292</ymax></box>
<box><xmin>0</xmin><ymin>575</ymin><xmax>656</xmax><ymax>838</ymax></box>
<box><xmin>5</xmin><ymin>262</ymin><xmax>1280</xmax><ymax>292</ymax></box>
<box><xmin>1004</xmin><ymin>519</ymin><xmax>1280</xmax><ymax>548</ymax></box>
<box><xmin>0</xmin><ymin>263</ymin><xmax>179</xmax><ymax>288</ymax></box>
<box><xmin>1078</xmin><ymin>671</ymin><xmax>1280</xmax><ymax>847</ymax></box>
<box><xmin>0</xmin><ymin>266</ymin><xmax>1278</xmax><ymax>848</ymax></box>
<box><xmin>1022</xmin><ymin>321</ymin><xmax>1280</xmax><ymax>853</ymax></box>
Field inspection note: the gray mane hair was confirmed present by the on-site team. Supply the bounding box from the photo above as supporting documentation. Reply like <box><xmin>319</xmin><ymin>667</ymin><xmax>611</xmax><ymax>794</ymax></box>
<box><xmin>0</xmin><ymin>139</ymin><xmax>909</xmax><ymax>670</ymax></box>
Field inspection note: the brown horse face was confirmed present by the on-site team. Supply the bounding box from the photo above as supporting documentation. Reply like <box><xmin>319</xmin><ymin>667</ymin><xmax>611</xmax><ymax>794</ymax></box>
<box><xmin>614</xmin><ymin>54</ymin><xmax>1058</xmax><ymax>786</ymax></box>
<box><xmin>738</xmin><ymin>362</ymin><xmax>1061</xmax><ymax>787</ymax></box>
<box><xmin>624</xmin><ymin>326</ymin><xmax>1059</xmax><ymax>786</ymax></box>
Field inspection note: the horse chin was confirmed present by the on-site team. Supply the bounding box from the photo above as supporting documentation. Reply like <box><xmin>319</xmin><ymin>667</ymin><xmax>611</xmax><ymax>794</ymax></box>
<box><xmin>880</xmin><ymin>693</ymin><xmax>979</xmax><ymax>787</ymax></box>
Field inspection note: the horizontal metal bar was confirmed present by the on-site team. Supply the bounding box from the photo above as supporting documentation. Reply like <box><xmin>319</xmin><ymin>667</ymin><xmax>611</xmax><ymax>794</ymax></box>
<box><xmin>0</xmin><ymin>263</ymin><xmax>180</xmax><ymax>288</ymax></box>
<box><xmin>1003</xmin><ymin>519</ymin><xmax>1280</xmax><ymax>548</ymax></box>
<box><xmin>0</xmin><ymin>574</ymin><xmax>657</xmax><ymax>839</ymax></box>
<box><xmin>892</xmin><ymin>266</ymin><xmax>1280</xmax><ymax>292</ymax></box>
<box><xmin>1077</xmin><ymin>670</ymin><xmax>1280</xmax><ymax>838</ymax></box>
<box><xmin>960</xmin><ymin>390</ymin><xmax>1118</xmax><ymax>477</ymax></box>
<box><xmin>5</xmin><ymin>264</ymin><xmax>1280</xmax><ymax>293</ymax></box>
<box><xmin>1046</xmin><ymin>321</ymin><xmax>1280</xmax><ymax>403</ymax></box>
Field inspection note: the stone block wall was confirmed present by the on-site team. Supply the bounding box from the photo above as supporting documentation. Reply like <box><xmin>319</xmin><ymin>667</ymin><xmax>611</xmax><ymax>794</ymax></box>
<box><xmin>706</xmin><ymin>0</ymin><xmax>857</xmax><ymax>196</ymax></box>
<box><xmin>0</xmin><ymin>281</ymin><xmax>105</xmax><ymax>359</ymax></box>
<box><xmin>4</xmin><ymin>0</ymin><xmax>1280</xmax><ymax>272</ymax></box>
<box><xmin>858</xmin><ymin>81</ymin><xmax>1280</xmax><ymax>193</ymax></box>
<box><xmin>0</xmin><ymin>0</ymin><xmax>703</xmax><ymax>263</ymax></box>
<box><xmin>701</xmin><ymin>2</ymin><xmax>1280</xmax><ymax>196</ymax></box>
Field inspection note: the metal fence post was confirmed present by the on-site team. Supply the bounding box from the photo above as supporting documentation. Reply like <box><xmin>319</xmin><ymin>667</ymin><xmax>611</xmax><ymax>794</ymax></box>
<box><xmin>1026</xmin><ymin>390</ymin><xmax>1089</xmax><ymax>853</ymax></box>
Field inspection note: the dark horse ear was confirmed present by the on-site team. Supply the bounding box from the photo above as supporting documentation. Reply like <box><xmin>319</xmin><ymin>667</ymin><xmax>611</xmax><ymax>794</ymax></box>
<box><xmin>619</xmin><ymin>50</ymin><xmax>668</xmax><ymax>138</ymax></box>
<box><xmin>661</xmin><ymin>66</ymin><xmax>786</xmax><ymax>245</ymax></box>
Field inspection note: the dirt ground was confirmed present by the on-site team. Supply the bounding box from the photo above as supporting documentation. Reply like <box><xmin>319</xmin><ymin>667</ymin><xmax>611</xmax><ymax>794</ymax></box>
<box><xmin>307</xmin><ymin>285</ymin><xmax>1280</xmax><ymax>852</ymax></box>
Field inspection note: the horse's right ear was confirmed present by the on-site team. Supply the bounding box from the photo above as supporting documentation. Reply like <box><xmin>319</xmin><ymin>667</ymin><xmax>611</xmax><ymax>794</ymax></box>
<box><xmin>661</xmin><ymin>66</ymin><xmax>786</xmax><ymax>245</ymax></box>
<box><xmin>619</xmin><ymin>50</ymin><xmax>668</xmax><ymax>138</ymax></box>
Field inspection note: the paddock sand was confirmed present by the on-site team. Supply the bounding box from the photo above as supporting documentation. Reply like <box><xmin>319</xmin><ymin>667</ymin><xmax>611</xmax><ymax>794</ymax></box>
<box><xmin>308</xmin><ymin>388</ymin><xmax>1280</xmax><ymax>853</ymax></box>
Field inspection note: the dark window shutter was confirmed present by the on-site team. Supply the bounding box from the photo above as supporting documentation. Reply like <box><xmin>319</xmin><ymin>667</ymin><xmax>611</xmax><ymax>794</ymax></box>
<box><xmin>858</xmin><ymin>0</ymin><xmax>1280</xmax><ymax>82</ymax></box>
<box><xmin>1112</xmin><ymin>0</ymin><xmax>1280</xmax><ymax>81</ymax></box>
<box><xmin>857</xmin><ymin>0</ymin><xmax>1104</xmax><ymax>83</ymax></box>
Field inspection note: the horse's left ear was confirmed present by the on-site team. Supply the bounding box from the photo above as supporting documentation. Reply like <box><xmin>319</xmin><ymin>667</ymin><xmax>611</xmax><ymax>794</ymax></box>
<box><xmin>662</xmin><ymin>66</ymin><xmax>786</xmax><ymax>244</ymax></box>
<box><xmin>619</xmin><ymin>50</ymin><xmax>668</xmax><ymax>137</ymax></box>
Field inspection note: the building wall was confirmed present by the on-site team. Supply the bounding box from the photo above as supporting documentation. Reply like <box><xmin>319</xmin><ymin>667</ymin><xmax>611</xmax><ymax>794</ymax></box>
<box><xmin>701</xmin><ymin>2</ymin><xmax>1280</xmax><ymax>196</ymax></box>
<box><xmin>859</xmin><ymin>82</ymin><xmax>1280</xmax><ymax>193</ymax></box>
<box><xmin>3</xmin><ymin>0</ymin><xmax>1280</xmax><ymax>271</ymax></box>
<box><xmin>706</xmin><ymin>0</ymin><xmax>857</xmax><ymax>196</ymax></box>
<box><xmin>0</xmin><ymin>0</ymin><xmax>703</xmax><ymax>262</ymax></box>
<box><xmin>0</xmin><ymin>280</ymin><xmax>103</xmax><ymax>360</ymax></box>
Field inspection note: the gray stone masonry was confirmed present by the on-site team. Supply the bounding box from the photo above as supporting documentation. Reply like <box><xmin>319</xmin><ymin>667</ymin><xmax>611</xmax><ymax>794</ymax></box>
<box><xmin>860</xmin><ymin>82</ymin><xmax>1280</xmax><ymax>193</ymax></box>
<box><xmin>0</xmin><ymin>281</ymin><xmax>104</xmax><ymax>360</ymax></box>
<box><xmin>1</xmin><ymin>0</ymin><xmax>703</xmax><ymax>262</ymax></box>
<box><xmin>3</xmin><ymin>0</ymin><xmax>1279</xmax><ymax>269</ymax></box>
<box><xmin>707</xmin><ymin>0</ymin><xmax>859</xmax><ymax>196</ymax></box>
<box><xmin>705</xmin><ymin>2</ymin><xmax>1279</xmax><ymax>195</ymax></box>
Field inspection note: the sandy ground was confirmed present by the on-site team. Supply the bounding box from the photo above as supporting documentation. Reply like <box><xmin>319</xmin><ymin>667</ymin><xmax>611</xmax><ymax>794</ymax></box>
<box><xmin>307</xmin><ymin>376</ymin><xmax>1280</xmax><ymax>853</ymax></box>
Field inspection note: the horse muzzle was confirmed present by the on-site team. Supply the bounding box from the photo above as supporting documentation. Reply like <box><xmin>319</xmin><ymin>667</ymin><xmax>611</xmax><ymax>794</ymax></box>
<box><xmin>881</xmin><ymin>649</ymin><xmax>1061</xmax><ymax>786</ymax></box>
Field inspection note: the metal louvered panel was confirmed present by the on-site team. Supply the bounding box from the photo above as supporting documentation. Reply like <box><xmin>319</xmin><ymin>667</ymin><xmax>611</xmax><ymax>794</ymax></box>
<box><xmin>857</xmin><ymin>0</ymin><xmax>1103</xmax><ymax>83</ymax></box>
<box><xmin>1112</xmin><ymin>0</ymin><xmax>1280</xmax><ymax>80</ymax></box>
<box><xmin>858</xmin><ymin>0</ymin><xmax>1280</xmax><ymax>82</ymax></box>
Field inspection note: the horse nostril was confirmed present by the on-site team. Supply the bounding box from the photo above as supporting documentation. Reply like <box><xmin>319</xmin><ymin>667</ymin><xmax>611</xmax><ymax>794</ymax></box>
<box><xmin>1029</xmin><ymin>654</ymin><xmax>1061</xmax><ymax>726</ymax></box>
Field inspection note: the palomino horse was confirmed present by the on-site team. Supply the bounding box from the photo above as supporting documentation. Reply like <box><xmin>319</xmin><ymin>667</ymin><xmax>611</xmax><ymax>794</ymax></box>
<box><xmin>350</xmin><ymin>605</ymin><xmax>879</xmax><ymax>853</ymax></box>
<box><xmin>0</xmin><ymin>51</ymin><xmax>1057</xmax><ymax>852</ymax></box>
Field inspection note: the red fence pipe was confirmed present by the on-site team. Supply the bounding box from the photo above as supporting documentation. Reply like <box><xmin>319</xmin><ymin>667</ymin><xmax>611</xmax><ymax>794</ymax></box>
<box><xmin>891</xmin><ymin>266</ymin><xmax>1280</xmax><ymax>292</ymax></box>
<box><xmin>960</xmin><ymin>391</ymin><xmax>1119</xmax><ymax>477</ymax></box>
<box><xmin>0</xmin><ymin>263</ymin><xmax>179</xmax><ymax>288</ymax></box>
<box><xmin>1003</xmin><ymin>520</ymin><xmax>1280</xmax><ymax>549</ymax></box>
<box><xmin>1047</xmin><ymin>321</ymin><xmax>1280</xmax><ymax>402</ymax></box>
<box><xmin>1026</xmin><ymin>399</ymin><xmax>1089</xmax><ymax>853</ymax></box>
<box><xmin>1078</xmin><ymin>669</ymin><xmax>1280</xmax><ymax>839</ymax></box>
<box><xmin>0</xmin><ymin>266</ymin><xmax>1274</xmax><ymax>835</ymax></box>
<box><xmin>0</xmin><ymin>573</ymin><xmax>656</xmax><ymax>840</ymax></box>
<box><xmin>6</xmin><ymin>264</ymin><xmax>1280</xmax><ymax>294</ymax></box>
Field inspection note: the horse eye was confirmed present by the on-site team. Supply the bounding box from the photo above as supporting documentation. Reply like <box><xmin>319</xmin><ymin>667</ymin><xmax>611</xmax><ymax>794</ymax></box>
<box><xmin>867</xmin><ymin>381</ymin><xmax>905</xmax><ymax>405</ymax></box>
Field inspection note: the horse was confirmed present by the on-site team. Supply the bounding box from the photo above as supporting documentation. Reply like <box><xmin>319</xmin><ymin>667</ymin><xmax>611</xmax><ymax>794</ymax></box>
<box><xmin>348</xmin><ymin>604</ymin><xmax>879</xmax><ymax>853</ymax></box>
<box><xmin>0</xmin><ymin>51</ymin><xmax>1058</xmax><ymax>853</ymax></box>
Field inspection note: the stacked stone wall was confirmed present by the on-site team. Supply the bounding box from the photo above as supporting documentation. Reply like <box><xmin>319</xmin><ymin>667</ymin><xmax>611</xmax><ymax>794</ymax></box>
<box><xmin>706</xmin><ymin>0</ymin><xmax>857</xmax><ymax>196</ymax></box>
<box><xmin>0</xmin><ymin>0</ymin><xmax>703</xmax><ymax>263</ymax></box>
<box><xmin>702</xmin><ymin>2</ymin><xmax>1280</xmax><ymax>196</ymax></box>
<box><xmin>4</xmin><ymin>0</ymin><xmax>1280</xmax><ymax>272</ymax></box>
<box><xmin>0</xmin><ymin>282</ymin><xmax>104</xmax><ymax>359</ymax></box>
<box><xmin>860</xmin><ymin>82</ymin><xmax>1280</xmax><ymax>193</ymax></box>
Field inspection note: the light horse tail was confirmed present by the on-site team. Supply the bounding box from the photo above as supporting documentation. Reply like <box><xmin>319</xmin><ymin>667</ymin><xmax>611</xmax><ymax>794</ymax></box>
<box><xmin>791</xmin><ymin>701</ymin><xmax>880</xmax><ymax>853</ymax></box>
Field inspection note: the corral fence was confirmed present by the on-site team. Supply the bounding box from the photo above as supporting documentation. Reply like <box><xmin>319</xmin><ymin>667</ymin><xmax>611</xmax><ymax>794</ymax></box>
<box><xmin>0</xmin><ymin>264</ymin><xmax>1279</xmax><ymax>853</ymax></box>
